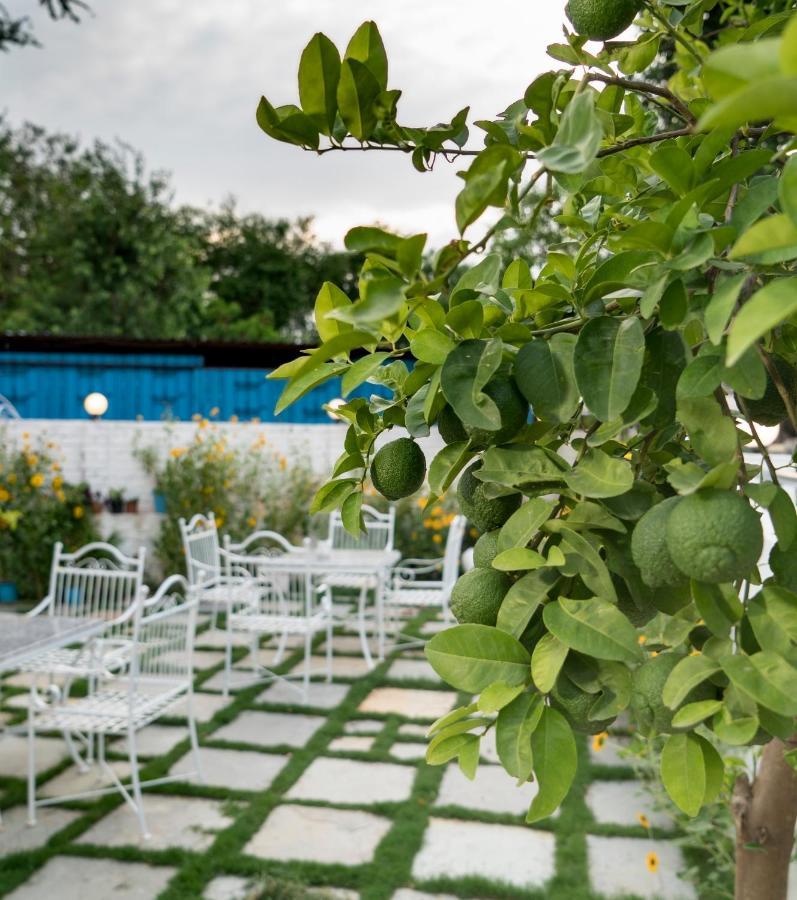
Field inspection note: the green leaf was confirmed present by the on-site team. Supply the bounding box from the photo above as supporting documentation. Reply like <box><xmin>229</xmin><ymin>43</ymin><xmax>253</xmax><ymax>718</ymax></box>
<box><xmin>298</xmin><ymin>33</ymin><xmax>341</xmax><ymax>134</ymax></box>
<box><xmin>496</xmin><ymin>568</ymin><xmax>560</xmax><ymax>638</ymax></box>
<box><xmin>705</xmin><ymin>275</ymin><xmax>746</xmax><ymax>346</ymax></box>
<box><xmin>564</xmin><ymin>449</ymin><xmax>633</xmax><ymax>499</ymax></box>
<box><xmin>730</xmin><ymin>214</ymin><xmax>797</xmax><ymax>264</ymax></box>
<box><xmin>457</xmin><ymin>734</ymin><xmax>480</xmax><ymax>780</ymax></box>
<box><xmin>703</xmin><ymin>38</ymin><xmax>781</xmax><ymax>99</ymax></box>
<box><xmin>556</xmin><ymin>527</ymin><xmax>617</xmax><ymax>604</ymax></box>
<box><xmin>337</xmin><ymin>58</ymin><xmax>381</xmax><ymax>140</ymax></box>
<box><xmin>700</xmin><ymin>736</ymin><xmax>725</xmax><ymax>805</ymax></box>
<box><xmin>724</xmin><ymin>346</ymin><xmax>767</xmax><ymax>399</ymax></box>
<box><xmin>761</xmin><ymin>585</ymin><xmax>797</xmax><ymax>642</ymax></box>
<box><xmin>727</xmin><ymin>278</ymin><xmax>797</xmax><ymax>366</ymax></box>
<box><xmin>671</xmin><ymin>699</ymin><xmax>723</xmax><ymax>729</ymax></box>
<box><xmin>590</xmin><ymin>661</ymin><xmax>632</xmax><ymax>720</ymax></box>
<box><xmin>455</xmin><ymin>145</ymin><xmax>522</xmax><ymax>233</ymax></box>
<box><xmin>427</xmin><ymin>441</ymin><xmax>473</xmax><ymax>497</ymax></box>
<box><xmin>723</xmin><ymin>651</ymin><xmax>797</xmax><ymax>717</ymax></box>
<box><xmin>692</xmin><ymin>581</ymin><xmax>743</xmax><ymax>637</ymax></box>
<box><xmin>309</xmin><ymin>478</ymin><xmax>357</xmax><ymax>514</ymax></box>
<box><xmin>677</xmin><ymin>396</ymin><xmax>738</xmax><ymax>466</ymax></box>
<box><xmin>492</xmin><ymin>548</ymin><xmax>547</xmax><ymax>572</ymax></box>
<box><xmin>781</xmin><ymin>155</ymin><xmax>797</xmax><ymax>226</ymax></box>
<box><xmin>542</xmin><ymin>597</ymin><xmax>641</xmax><ymax>664</ymax></box>
<box><xmin>341</xmin><ymin>490</ymin><xmax>364</xmax><ymax>536</ymax></box>
<box><xmin>662</xmin><ymin>655</ymin><xmax>721</xmax><ymax>709</ymax></box>
<box><xmin>426</xmin><ymin>702</ymin><xmax>479</xmax><ymax>737</ymax></box>
<box><xmin>514</xmin><ymin>334</ymin><xmax>580</xmax><ymax>424</ymax></box>
<box><xmin>537</xmin><ymin>92</ymin><xmax>602</xmax><ymax>175</ymax></box>
<box><xmin>650</xmin><ymin>144</ymin><xmax>694</xmax><ymax>196</ymax></box>
<box><xmin>411</xmin><ymin>330</ymin><xmax>456</xmax><ymax>365</ymax></box>
<box><xmin>677</xmin><ymin>355</ymin><xmax>723</xmax><ymax>399</ymax></box>
<box><xmin>314</xmin><ymin>282</ymin><xmax>353</xmax><ymax>342</ymax></box>
<box><xmin>477</xmin><ymin>445</ymin><xmax>568</xmax><ymax>489</ymax></box>
<box><xmin>450</xmin><ymin>253</ymin><xmax>502</xmax><ymax>305</ymax></box>
<box><xmin>440</xmin><ymin>339</ymin><xmax>503</xmax><ymax>431</ymax></box>
<box><xmin>255</xmin><ymin>96</ymin><xmax>320</xmax><ymax>148</ymax></box>
<box><xmin>526</xmin><ymin>707</ymin><xmax>577</xmax><ymax>823</ymax></box>
<box><xmin>344</xmin><ymin>20</ymin><xmax>388</xmax><ymax>90</ymax></box>
<box><xmin>574</xmin><ymin>316</ymin><xmax>646</xmax><ymax>422</ymax></box>
<box><xmin>341</xmin><ymin>352</ymin><xmax>390</xmax><ymax>397</ymax></box>
<box><xmin>497</xmin><ymin>499</ymin><xmax>555</xmax><ymax>553</ymax></box>
<box><xmin>274</xmin><ymin>360</ymin><xmax>349</xmax><ymax>415</ymax></box>
<box><xmin>746</xmin><ymin>484</ymin><xmax>797</xmax><ymax>551</ymax></box>
<box><xmin>496</xmin><ymin>691</ymin><xmax>543</xmax><ymax>781</ymax></box>
<box><xmin>661</xmin><ymin>733</ymin><xmax>706</xmax><ymax>817</ymax></box>
<box><xmin>478</xmin><ymin>681</ymin><xmax>526</xmax><ymax>713</ymax></box>
<box><xmin>426</xmin><ymin>732</ymin><xmax>478</xmax><ymax>766</ymax></box>
<box><xmin>713</xmin><ymin>707</ymin><xmax>760</xmax><ymax>746</ymax></box>
<box><xmin>330</xmin><ymin>272</ymin><xmax>406</xmax><ymax>323</ymax></box>
<box><xmin>698</xmin><ymin>75</ymin><xmax>797</xmax><ymax>132</ymax></box>
<box><xmin>425</xmin><ymin>624</ymin><xmax>531</xmax><ymax>693</ymax></box>
<box><xmin>531</xmin><ymin>633</ymin><xmax>568</xmax><ymax>693</ymax></box>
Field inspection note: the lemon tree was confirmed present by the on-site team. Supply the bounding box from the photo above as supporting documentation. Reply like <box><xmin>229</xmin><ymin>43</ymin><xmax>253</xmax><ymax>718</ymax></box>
<box><xmin>260</xmin><ymin>4</ymin><xmax>797</xmax><ymax>896</ymax></box>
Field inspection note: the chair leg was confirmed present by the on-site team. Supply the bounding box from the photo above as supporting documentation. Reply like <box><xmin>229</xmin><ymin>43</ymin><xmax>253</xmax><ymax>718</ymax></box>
<box><xmin>273</xmin><ymin>630</ymin><xmax>288</xmax><ymax>665</ymax></box>
<box><xmin>223</xmin><ymin>620</ymin><xmax>233</xmax><ymax>700</ymax></box>
<box><xmin>358</xmin><ymin>587</ymin><xmax>374</xmax><ymax>669</ymax></box>
<box><xmin>303</xmin><ymin>630</ymin><xmax>312</xmax><ymax>699</ymax></box>
<box><xmin>185</xmin><ymin>691</ymin><xmax>205</xmax><ymax>784</ymax></box>
<box><xmin>326</xmin><ymin>619</ymin><xmax>333</xmax><ymax>683</ymax></box>
<box><xmin>26</xmin><ymin>710</ymin><xmax>37</xmax><ymax>826</ymax></box>
<box><xmin>127</xmin><ymin>726</ymin><xmax>150</xmax><ymax>840</ymax></box>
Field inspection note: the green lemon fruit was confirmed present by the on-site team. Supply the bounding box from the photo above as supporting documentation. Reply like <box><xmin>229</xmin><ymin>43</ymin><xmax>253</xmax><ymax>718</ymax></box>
<box><xmin>631</xmin><ymin>497</ymin><xmax>689</xmax><ymax>590</ymax></box>
<box><xmin>437</xmin><ymin>403</ymin><xmax>468</xmax><ymax>444</ymax></box>
<box><xmin>551</xmin><ymin>674</ymin><xmax>616</xmax><ymax>734</ymax></box>
<box><xmin>665</xmin><ymin>489</ymin><xmax>763</xmax><ymax>584</ymax></box>
<box><xmin>745</xmin><ymin>355</ymin><xmax>797</xmax><ymax>426</ymax></box>
<box><xmin>473</xmin><ymin>530</ymin><xmax>502</xmax><ymax>568</ymax></box>
<box><xmin>370</xmin><ymin>438</ymin><xmax>426</xmax><ymax>501</ymax></box>
<box><xmin>463</xmin><ymin>376</ymin><xmax>528</xmax><ymax>449</ymax></box>
<box><xmin>450</xmin><ymin>567</ymin><xmax>512</xmax><ymax>626</ymax></box>
<box><xmin>566</xmin><ymin>0</ymin><xmax>641</xmax><ymax>40</ymax></box>
<box><xmin>457</xmin><ymin>462</ymin><xmax>522</xmax><ymax>532</ymax></box>
<box><xmin>630</xmin><ymin>652</ymin><xmax>716</xmax><ymax>734</ymax></box>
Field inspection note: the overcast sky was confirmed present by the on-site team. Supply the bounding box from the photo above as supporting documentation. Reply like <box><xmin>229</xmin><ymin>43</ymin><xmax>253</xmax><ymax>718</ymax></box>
<box><xmin>2</xmin><ymin>0</ymin><xmax>567</xmax><ymax>248</ymax></box>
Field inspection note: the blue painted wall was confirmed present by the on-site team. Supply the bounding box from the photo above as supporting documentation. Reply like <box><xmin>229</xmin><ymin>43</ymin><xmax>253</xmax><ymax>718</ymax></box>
<box><xmin>0</xmin><ymin>352</ymin><xmax>388</xmax><ymax>422</ymax></box>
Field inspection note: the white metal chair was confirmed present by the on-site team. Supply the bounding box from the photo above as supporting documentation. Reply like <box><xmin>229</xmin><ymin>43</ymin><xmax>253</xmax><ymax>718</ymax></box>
<box><xmin>22</xmin><ymin>541</ymin><xmax>147</xmax><ymax>679</ymax></box>
<box><xmin>383</xmin><ymin>515</ymin><xmax>467</xmax><ymax>647</ymax></box>
<box><xmin>26</xmin><ymin>574</ymin><xmax>203</xmax><ymax>839</ymax></box>
<box><xmin>224</xmin><ymin>531</ymin><xmax>334</xmax><ymax>700</ymax></box>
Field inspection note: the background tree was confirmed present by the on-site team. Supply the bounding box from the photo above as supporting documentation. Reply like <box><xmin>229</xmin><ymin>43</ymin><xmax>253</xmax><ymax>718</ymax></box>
<box><xmin>263</xmin><ymin>6</ymin><xmax>797</xmax><ymax>899</ymax></box>
<box><xmin>0</xmin><ymin>119</ymin><xmax>361</xmax><ymax>341</ymax></box>
<box><xmin>0</xmin><ymin>0</ymin><xmax>86</xmax><ymax>52</ymax></box>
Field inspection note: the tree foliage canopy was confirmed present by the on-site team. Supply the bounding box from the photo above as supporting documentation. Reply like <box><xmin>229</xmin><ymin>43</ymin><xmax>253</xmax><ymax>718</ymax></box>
<box><xmin>263</xmin><ymin>0</ymin><xmax>797</xmax><ymax>842</ymax></box>
<box><xmin>0</xmin><ymin>120</ymin><xmax>360</xmax><ymax>341</ymax></box>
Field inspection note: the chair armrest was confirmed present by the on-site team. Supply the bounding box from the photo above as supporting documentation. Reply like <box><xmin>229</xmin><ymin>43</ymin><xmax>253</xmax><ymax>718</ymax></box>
<box><xmin>27</xmin><ymin>595</ymin><xmax>53</xmax><ymax>617</ymax></box>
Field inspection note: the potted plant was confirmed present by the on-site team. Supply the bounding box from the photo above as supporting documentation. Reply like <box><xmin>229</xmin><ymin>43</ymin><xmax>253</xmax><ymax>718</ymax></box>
<box><xmin>124</xmin><ymin>497</ymin><xmax>139</xmax><ymax>513</ymax></box>
<box><xmin>107</xmin><ymin>488</ymin><xmax>125</xmax><ymax>514</ymax></box>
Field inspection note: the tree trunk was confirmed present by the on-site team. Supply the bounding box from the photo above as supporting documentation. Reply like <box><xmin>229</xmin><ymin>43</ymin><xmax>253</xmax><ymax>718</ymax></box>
<box><xmin>733</xmin><ymin>737</ymin><xmax>797</xmax><ymax>900</ymax></box>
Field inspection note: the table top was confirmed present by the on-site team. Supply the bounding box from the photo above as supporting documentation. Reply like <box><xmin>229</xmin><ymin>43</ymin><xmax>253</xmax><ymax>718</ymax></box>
<box><xmin>0</xmin><ymin>613</ymin><xmax>104</xmax><ymax>672</ymax></box>
<box><xmin>238</xmin><ymin>546</ymin><xmax>401</xmax><ymax>572</ymax></box>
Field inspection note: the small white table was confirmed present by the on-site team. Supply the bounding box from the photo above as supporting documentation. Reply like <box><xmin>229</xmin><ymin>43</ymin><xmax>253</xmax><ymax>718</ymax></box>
<box><xmin>239</xmin><ymin>547</ymin><xmax>401</xmax><ymax>667</ymax></box>
<box><xmin>0</xmin><ymin>612</ymin><xmax>105</xmax><ymax>826</ymax></box>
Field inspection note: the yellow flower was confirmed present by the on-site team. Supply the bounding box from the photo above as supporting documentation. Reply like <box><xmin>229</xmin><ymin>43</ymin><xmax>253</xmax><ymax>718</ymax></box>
<box><xmin>56</xmin><ymin>489</ymin><xmax>66</xmax><ymax>502</ymax></box>
<box><xmin>30</xmin><ymin>473</ymin><xmax>45</xmax><ymax>489</ymax></box>
<box><xmin>73</xmin><ymin>505</ymin><xmax>84</xmax><ymax>519</ymax></box>
<box><xmin>432</xmin><ymin>533</ymin><xmax>443</xmax><ymax>544</ymax></box>
<box><xmin>199</xmin><ymin>418</ymin><xmax>209</xmax><ymax>429</ymax></box>
<box><xmin>22</xmin><ymin>431</ymin><xmax>30</xmax><ymax>439</ymax></box>
<box><xmin>7</xmin><ymin>473</ymin><xmax>17</xmax><ymax>485</ymax></box>
<box><xmin>638</xmin><ymin>813</ymin><xmax>650</xmax><ymax>829</ymax></box>
<box><xmin>0</xmin><ymin>487</ymin><xmax>10</xmax><ymax>503</ymax></box>
<box><xmin>638</xmin><ymin>634</ymin><xmax>647</xmax><ymax>645</ymax></box>
<box><xmin>592</xmin><ymin>732</ymin><xmax>608</xmax><ymax>752</ymax></box>
<box><xmin>645</xmin><ymin>852</ymin><xmax>659</xmax><ymax>873</ymax></box>
<box><xmin>229</xmin><ymin>414</ymin><xmax>239</xmax><ymax>423</ymax></box>
<box><xmin>192</xmin><ymin>413</ymin><xmax>201</xmax><ymax>421</ymax></box>
<box><xmin>417</xmin><ymin>497</ymin><xmax>428</xmax><ymax>509</ymax></box>
<box><xmin>26</xmin><ymin>454</ymin><xmax>39</xmax><ymax>467</ymax></box>
<box><xmin>170</xmin><ymin>447</ymin><xmax>186</xmax><ymax>458</ymax></box>
<box><xmin>251</xmin><ymin>416</ymin><xmax>261</xmax><ymax>424</ymax></box>
<box><xmin>53</xmin><ymin>476</ymin><xmax>63</xmax><ymax>489</ymax></box>
<box><xmin>690</xmin><ymin>648</ymin><xmax>702</xmax><ymax>656</ymax></box>
<box><xmin>215</xmin><ymin>515</ymin><xmax>225</xmax><ymax>528</ymax></box>
<box><xmin>210</xmin><ymin>406</ymin><xmax>220</xmax><ymax>417</ymax></box>
<box><xmin>278</xmin><ymin>456</ymin><xmax>287</xmax><ymax>471</ymax></box>
<box><xmin>469</xmin><ymin>527</ymin><xmax>478</xmax><ymax>538</ymax></box>
<box><xmin>431</xmin><ymin>505</ymin><xmax>443</xmax><ymax>516</ymax></box>
<box><xmin>247</xmin><ymin>516</ymin><xmax>257</xmax><ymax>528</ymax></box>
<box><xmin>51</xmin><ymin>462</ymin><xmax>61</xmax><ymax>472</ymax></box>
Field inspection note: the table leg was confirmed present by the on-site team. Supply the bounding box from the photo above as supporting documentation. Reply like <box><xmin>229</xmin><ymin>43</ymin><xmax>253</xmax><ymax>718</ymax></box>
<box><xmin>377</xmin><ymin>566</ymin><xmax>386</xmax><ymax>662</ymax></box>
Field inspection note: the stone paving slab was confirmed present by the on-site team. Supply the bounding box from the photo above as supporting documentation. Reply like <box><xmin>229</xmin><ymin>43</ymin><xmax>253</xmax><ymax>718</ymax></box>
<box><xmin>393</xmin><ymin>891</ymin><xmax>458</xmax><ymax>900</ymax></box>
<box><xmin>288</xmin><ymin>757</ymin><xmax>416</xmax><ymax>805</ymax></box>
<box><xmin>77</xmin><ymin>794</ymin><xmax>233</xmax><ymax>850</ymax></box>
<box><xmin>586</xmin><ymin>835</ymin><xmax>697</xmax><ymax>899</ymax></box>
<box><xmin>169</xmin><ymin>746</ymin><xmax>289</xmax><ymax>790</ymax></box>
<box><xmin>259</xmin><ymin>680</ymin><xmax>349</xmax><ymax>709</ymax></box>
<box><xmin>244</xmin><ymin>803</ymin><xmax>391</xmax><ymax>865</ymax></box>
<box><xmin>5</xmin><ymin>857</ymin><xmax>176</xmax><ymax>900</ymax></box>
<box><xmin>164</xmin><ymin>648</ymin><xmax>225</xmax><ymax>670</ymax></box>
<box><xmin>385</xmin><ymin>658</ymin><xmax>441</xmax><ymax>682</ymax></box>
<box><xmin>40</xmin><ymin>760</ymin><xmax>131</xmax><ymax>799</ymax></box>
<box><xmin>320</xmin><ymin>634</ymin><xmax>369</xmax><ymax>654</ymax></box>
<box><xmin>328</xmin><ymin>735</ymin><xmax>374</xmax><ymax>752</ymax></box>
<box><xmin>0</xmin><ymin>806</ymin><xmax>80</xmax><ymax>854</ymax></box>
<box><xmin>194</xmin><ymin>628</ymin><xmax>252</xmax><ymax>648</ymax></box>
<box><xmin>1</xmin><ymin>734</ymin><xmax>66</xmax><ymax>778</ymax></box>
<box><xmin>204</xmin><ymin>875</ymin><xmax>250</xmax><ymax>900</ymax></box>
<box><xmin>412</xmin><ymin>816</ymin><xmax>556</xmax><ymax>889</ymax></box>
<box><xmin>436</xmin><ymin>762</ymin><xmax>539</xmax><ymax>817</ymax></box>
<box><xmin>286</xmin><ymin>654</ymin><xmax>370</xmax><ymax>678</ymax></box>
<box><xmin>586</xmin><ymin>780</ymin><xmax>673</xmax><ymax>830</ymax></box>
<box><xmin>389</xmin><ymin>742</ymin><xmax>426</xmax><ymax>761</ymax></box>
<box><xmin>168</xmin><ymin>690</ymin><xmax>232</xmax><ymax>723</ymax></box>
<box><xmin>358</xmin><ymin>687</ymin><xmax>456</xmax><ymax>719</ymax></box>
<box><xmin>398</xmin><ymin>723</ymin><xmax>429</xmax><ymax>737</ymax></box>
<box><xmin>213</xmin><ymin>710</ymin><xmax>325</xmax><ymax>748</ymax></box>
<box><xmin>344</xmin><ymin>718</ymin><xmax>384</xmax><ymax>735</ymax></box>
<box><xmin>118</xmin><ymin>724</ymin><xmax>186</xmax><ymax>757</ymax></box>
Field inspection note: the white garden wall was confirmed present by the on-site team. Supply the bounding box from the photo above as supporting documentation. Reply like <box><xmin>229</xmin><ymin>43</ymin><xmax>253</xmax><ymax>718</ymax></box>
<box><xmin>1</xmin><ymin>419</ymin><xmax>444</xmax><ymax>561</ymax></box>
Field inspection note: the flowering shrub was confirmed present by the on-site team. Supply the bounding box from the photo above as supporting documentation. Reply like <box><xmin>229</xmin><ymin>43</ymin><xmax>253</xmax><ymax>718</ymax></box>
<box><xmin>0</xmin><ymin>434</ymin><xmax>99</xmax><ymax>599</ymax></box>
<box><xmin>136</xmin><ymin>423</ymin><xmax>319</xmax><ymax>575</ymax></box>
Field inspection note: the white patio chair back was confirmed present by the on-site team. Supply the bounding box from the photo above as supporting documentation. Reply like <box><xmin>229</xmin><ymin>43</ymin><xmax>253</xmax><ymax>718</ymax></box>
<box><xmin>327</xmin><ymin>504</ymin><xmax>395</xmax><ymax>551</ymax></box>
<box><xmin>38</xmin><ymin>541</ymin><xmax>145</xmax><ymax>632</ymax></box>
<box><xmin>442</xmin><ymin>515</ymin><xmax>467</xmax><ymax>591</ymax></box>
<box><xmin>179</xmin><ymin>512</ymin><xmax>221</xmax><ymax>585</ymax></box>
<box><xmin>131</xmin><ymin>574</ymin><xmax>198</xmax><ymax>696</ymax></box>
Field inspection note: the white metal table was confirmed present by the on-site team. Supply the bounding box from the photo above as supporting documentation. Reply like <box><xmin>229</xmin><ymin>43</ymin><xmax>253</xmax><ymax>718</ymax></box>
<box><xmin>0</xmin><ymin>612</ymin><xmax>105</xmax><ymax>826</ymax></box>
<box><xmin>241</xmin><ymin>547</ymin><xmax>401</xmax><ymax>667</ymax></box>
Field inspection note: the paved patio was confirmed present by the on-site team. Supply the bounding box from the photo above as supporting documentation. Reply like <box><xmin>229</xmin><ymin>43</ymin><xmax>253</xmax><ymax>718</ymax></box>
<box><xmin>0</xmin><ymin>611</ymin><xmax>700</xmax><ymax>899</ymax></box>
